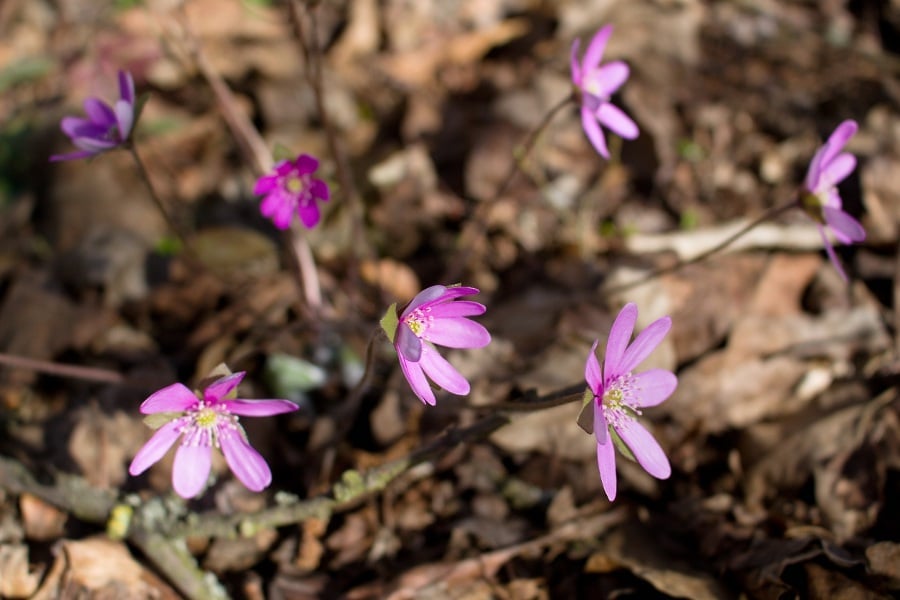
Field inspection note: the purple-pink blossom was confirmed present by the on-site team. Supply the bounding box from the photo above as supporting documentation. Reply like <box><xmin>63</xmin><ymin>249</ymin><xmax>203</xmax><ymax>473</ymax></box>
<box><xmin>50</xmin><ymin>70</ymin><xmax>135</xmax><ymax>162</ymax></box>
<box><xmin>386</xmin><ymin>285</ymin><xmax>491</xmax><ymax>406</ymax></box>
<box><xmin>570</xmin><ymin>25</ymin><xmax>639</xmax><ymax>159</ymax></box>
<box><xmin>801</xmin><ymin>119</ymin><xmax>866</xmax><ymax>281</ymax></box>
<box><xmin>254</xmin><ymin>154</ymin><xmax>330</xmax><ymax>229</ymax></box>
<box><xmin>583</xmin><ymin>303</ymin><xmax>677</xmax><ymax>501</ymax></box>
<box><xmin>128</xmin><ymin>371</ymin><xmax>298</xmax><ymax>498</ymax></box>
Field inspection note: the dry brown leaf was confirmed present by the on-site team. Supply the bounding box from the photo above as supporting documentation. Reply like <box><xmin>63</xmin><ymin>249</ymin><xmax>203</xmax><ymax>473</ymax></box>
<box><xmin>20</xmin><ymin>493</ymin><xmax>67</xmax><ymax>542</ymax></box>
<box><xmin>0</xmin><ymin>544</ymin><xmax>43</xmax><ymax>598</ymax></box>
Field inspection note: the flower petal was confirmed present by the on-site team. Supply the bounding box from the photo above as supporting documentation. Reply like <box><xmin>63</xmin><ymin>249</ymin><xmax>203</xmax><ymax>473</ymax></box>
<box><xmin>596</xmin><ymin>436</ymin><xmax>617</xmax><ymax>501</ymax></box>
<box><xmin>254</xmin><ymin>174</ymin><xmax>279</xmax><ymax>195</ymax></box>
<box><xmin>118</xmin><ymin>70</ymin><xmax>135</xmax><ymax>104</ymax></box>
<box><xmin>584</xmin><ymin>340</ymin><xmax>603</xmax><ymax>393</ymax></box>
<box><xmin>581</xmin><ymin>107</ymin><xmax>609</xmax><ymax>158</ymax></box>
<box><xmin>294</xmin><ymin>154</ymin><xmax>319</xmax><ymax>175</ymax></box>
<box><xmin>401</xmin><ymin>285</ymin><xmax>448</xmax><ymax>319</ymax></box>
<box><xmin>49</xmin><ymin>150</ymin><xmax>95</xmax><ymax>162</ymax></box>
<box><xmin>618</xmin><ymin>315</ymin><xmax>671</xmax><ymax>375</ymax></box>
<box><xmin>593</xmin><ymin>61</ymin><xmax>629</xmax><ymax>97</ymax></box>
<box><xmin>114</xmin><ymin>99</ymin><xmax>134</xmax><ymax>141</ymax></box>
<box><xmin>220</xmin><ymin>431</ymin><xmax>272</xmax><ymax>492</ymax></box>
<box><xmin>819</xmin><ymin>225</ymin><xmax>848</xmax><ymax>282</ymax></box>
<box><xmin>632</xmin><ymin>369</ymin><xmax>677</xmax><ymax>408</ymax></box>
<box><xmin>570</xmin><ymin>39</ymin><xmax>582</xmax><ymax>84</ymax></box>
<box><xmin>616</xmin><ymin>419</ymin><xmax>670</xmax><ymax>479</ymax></box>
<box><xmin>422</xmin><ymin>317</ymin><xmax>491</xmax><ymax>349</ymax></box>
<box><xmin>172</xmin><ymin>443</ymin><xmax>212</xmax><ymax>498</ymax></box>
<box><xmin>419</xmin><ymin>344</ymin><xmax>470</xmax><ymax>395</ymax></box>
<box><xmin>261</xmin><ymin>192</ymin><xmax>294</xmax><ymax>229</ymax></box>
<box><xmin>221</xmin><ymin>398</ymin><xmax>299</xmax><ymax>417</ymax></box>
<box><xmin>583</xmin><ymin>25</ymin><xmax>612</xmax><ymax>73</ymax></box>
<box><xmin>604</xmin><ymin>303</ymin><xmax>637</xmax><ymax>379</ymax></box>
<box><xmin>128</xmin><ymin>419</ymin><xmax>182</xmax><ymax>475</ymax></box>
<box><xmin>204</xmin><ymin>372</ymin><xmax>246</xmax><ymax>403</ymax></box>
<box><xmin>399</xmin><ymin>355</ymin><xmax>435</xmax><ymax>405</ymax></box>
<box><xmin>597</xmin><ymin>103</ymin><xmax>639</xmax><ymax>140</ymax></box>
<box><xmin>297</xmin><ymin>201</ymin><xmax>321</xmax><ymax>228</ymax></box>
<box><xmin>395</xmin><ymin>321</ymin><xmax>423</xmax><ymax>362</ymax></box>
<box><xmin>310</xmin><ymin>178</ymin><xmax>330</xmax><ymax>201</ymax></box>
<box><xmin>424</xmin><ymin>300</ymin><xmax>486</xmax><ymax>319</ymax></box>
<box><xmin>824</xmin><ymin>206</ymin><xmax>865</xmax><ymax>243</ymax></box>
<box><xmin>83</xmin><ymin>98</ymin><xmax>117</xmax><ymax>127</ymax></box>
<box><xmin>140</xmin><ymin>383</ymin><xmax>198</xmax><ymax>414</ymax></box>
<box><xmin>60</xmin><ymin>116</ymin><xmax>97</xmax><ymax>138</ymax></box>
<box><xmin>820</xmin><ymin>153</ymin><xmax>856</xmax><ymax>187</ymax></box>
<box><xmin>820</xmin><ymin>120</ymin><xmax>857</xmax><ymax>168</ymax></box>
<box><xmin>594</xmin><ymin>398</ymin><xmax>608</xmax><ymax>445</ymax></box>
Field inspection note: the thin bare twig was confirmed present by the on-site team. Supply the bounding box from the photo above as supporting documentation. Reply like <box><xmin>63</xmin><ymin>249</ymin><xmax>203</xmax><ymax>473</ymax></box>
<box><xmin>0</xmin><ymin>352</ymin><xmax>123</xmax><ymax>384</ymax></box>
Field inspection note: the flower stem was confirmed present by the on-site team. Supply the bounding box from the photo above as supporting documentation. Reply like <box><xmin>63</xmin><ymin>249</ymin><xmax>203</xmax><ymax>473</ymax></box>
<box><xmin>444</xmin><ymin>94</ymin><xmax>574</xmax><ymax>282</ymax></box>
<box><xmin>127</xmin><ymin>144</ymin><xmax>191</xmax><ymax>248</ymax></box>
<box><xmin>285</xmin><ymin>226</ymin><xmax>322</xmax><ymax>310</ymax></box>
<box><xmin>603</xmin><ymin>200</ymin><xmax>798</xmax><ymax>295</ymax></box>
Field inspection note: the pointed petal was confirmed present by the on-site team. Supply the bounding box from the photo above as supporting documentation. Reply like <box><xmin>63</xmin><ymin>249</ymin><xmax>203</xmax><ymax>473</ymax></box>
<box><xmin>172</xmin><ymin>443</ymin><xmax>212</xmax><ymax>498</ymax></box>
<box><xmin>254</xmin><ymin>174</ymin><xmax>279</xmax><ymax>195</ymax></box>
<box><xmin>260</xmin><ymin>192</ymin><xmax>293</xmax><ymax>229</ymax></box>
<box><xmin>820</xmin><ymin>120</ymin><xmax>857</xmax><ymax>167</ymax></box>
<box><xmin>401</xmin><ymin>285</ymin><xmax>448</xmax><ymax>319</ymax></box>
<box><xmin>604</xmin><ymin>303</ymin><xmax>637</xmax><ymax>379</ymax></box>
<box><xmin>140</xmin><ymin>383</ymin><xmax>198</xmax><ymax>414</ymax></box>
<box><xmin>114</xmin><ymin>99</ymin><xmax>134</xmax><ymax>141</ymax></box>
<box><xmin>594</xmin><ymin>399</ymin><xmax>608</xmax><ymax>445</ymax></box>
<box><xmin>399</xmin><ymin>355</ymin><xmax>435</xmax><ymax>405</ymax></box>
<box><xmin>594</xmin><ymin>61</ymin><xmax>630</xmax><ymax>96</ymax></box>
<box><xmin>49</xmin><ymin>150</ymin><xmax>95</xmax><ymax>162</ymax></box>
<box><xmin>204</xmin><ymin>372</ymin><xmax>246</xmax><ymax>403</ymax></box>
<box><xmin>220</xmin><ymin>432</ymin><xmax>272</xmax><ymax>491</ymax></box>
<box><xmin>584</xmin><ymin>340</ymin><xmax>603</xmax><ymax>393</ymax></box>
<box><xmin>83</xmin><ymin>98</ymin><xmax>117</xmax><ymax>127</ymax></box>
<box><xmin>618</xmin><ymin>315</ymin><xmax>671</xmax><ymax>374</ymax></box>
<box><xmin>221</xmin><ymin>398</ymin><xmax>298</xmax><ymax>416</ymax></box>
<box><xmin>395</xmin><ymin>321</ymin><xmax>423</xmax><ymax>362</ymax></box>
<box><xmin>570</xmin><ymin>39</ymin><xmax>582</xmax><ymax>84</ymax></box>
<box><xmin>128</xmin><ymin>420</ymin><xmax>182</xmax><ymax>475</ymax></box>
<box><xmin>425</xmin><ymin>300</ymin><xmax>485</xmax><ymax>319</ymax></box>
<box><xmin>72</xmin><ymin>136</ymin><xmax>118</xmax><ymax>152</ymax></box>
<box><xmin>583</xmin><ymin>25</ymin><xmax>613</xmax><ymax>73</ymax></box>
<box><xmin>597</xmin><ymin>437</ymin><xmax>617</xmax><ymax>501</ymax></box>
<box><xmin>419</xmin><ymin>344</ymin><xmax>470</xmax><ymax>395</ymax></box>
<box><xmin>819</xmin><ymin>225</ymin><xmax>849</xmax><ymax>282</ymax></box>
<box><xmin>597</xmin><ymin>103</ymin><xmax>639</xmax><ymax>140</ymax></box>
<box><xmin>433</xmin><ymin>286</ymin><xmax>481</xmax><ymax>302</ymax></box>
<box><xmin>60</xmin><ymin>116</ymin><xmax>95</xmax><ymax>138</ymax></box>
<box><xmin>297</xmin><ymin>201</ymin><xmax>321</xmax><ymax>228</ymax></box>
<box><xmin>616</xmin><ymin>419</ymin><xmax>670</xmax><ymax>479</ymax></box>
<box><xmin>294</xmin><ymin>154</ymin><xmax>319</xmax><ymax>175</ymax></box>
<box><xmin>824</xmin><ymin>207</ymin><xmax>865</xmax><ymax>243</ymax></box>
<box><xmin>581</xmin><ymin>107</ymin><xmax>609</xmax><ymax>158</ymax></box>
<box><xmin>310</xmin><ymin>178</ymin><xmax>330</xmax><ymax>201</ymax></box>
<box><xmin>423</xmin><ymin>317</ymin><xmax>491</xmax><ymax>349</ymax></box>
<box><xmin>805</xmin><ymin>146</ymin><xmax>825</xmax><ymax>191</ymax></box>
<box><xmin>632</xmin><ymin>369</ymin><xmax>677</xmax><ymax>407</ymax></box>
<box><xmin>118</xmin><ymin>70</ymin><xmax>135</xmax><ymax>104</ymax></box>
<box><xmin>820</xmin><ymin>153</ymin><xmax>856</xmax><ymax>187</ymax></box>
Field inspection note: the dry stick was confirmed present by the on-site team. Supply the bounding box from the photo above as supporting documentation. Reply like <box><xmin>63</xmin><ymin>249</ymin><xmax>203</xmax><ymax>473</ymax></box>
<box><xmin>290</xmin><ymin>0</ymin><xmax>369</xmax><ymax>268</ymax></box>
<box><xmin>0</xmin><ymin>352</ymin><xmax>123</xmax><ymax>384</ymax></box>
<box><xmin>602</xmin><ymin>200</ymin><xmax>799</xmax><ymax>296</ymax></box>
<box><xmin>174</xmin><ymin>12</ymin><xmax>323</xmax><ymax>311</ymax></box>
<box><xmin>443</xmin><ymin>94</ymin><xmax>574</xmax><ymax>283</ymax></box>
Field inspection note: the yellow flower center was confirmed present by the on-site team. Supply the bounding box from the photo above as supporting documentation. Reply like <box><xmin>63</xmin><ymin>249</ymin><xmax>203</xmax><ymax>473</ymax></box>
<box><xmin>407</xmin><ymin>318</ymin><xmax>424</xmax><ymax>336</ymax></box>
<box><xmin>603</xmin><ymin>387</ymin><xmax>624</xmax><ymax>410</ymax></box>
<box><xmin>194</xmin><ymin>407</ymin><xmax>218</xmax><ymax>429</ymax></box>
<box><xmin>285</xmin><ymin>175</ymin><xmax>304</xmax><ymax>194</ymax></box>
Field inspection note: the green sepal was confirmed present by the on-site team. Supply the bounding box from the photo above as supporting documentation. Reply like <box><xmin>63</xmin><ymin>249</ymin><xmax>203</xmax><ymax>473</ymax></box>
<box><xmin>610</xmin><ymin>426</ymin><xmax>637</xmax><ymax>463</ymax></box>
<box><xmin>142</xmin><ymin>412</ymin><xmax>181</xmax><ymax>430</ymax></box>
<box><xmin>272</xmin><ymin>142</ymin><xmax>294</xmax><ymax>163</ymax></box>
<box><xmin>380</xmin><ymin>302</ymin><xmax>399</xmax><ymax>343</ymax></box>
<box><xmin>576</xmin><ymin>388</ymin><xmax>595</xmax><ymax>434</ymax></box>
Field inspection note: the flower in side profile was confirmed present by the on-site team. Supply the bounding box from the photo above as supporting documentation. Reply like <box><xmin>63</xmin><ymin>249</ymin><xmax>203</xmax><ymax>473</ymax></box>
<box><xmin>380</xmin><ymin>285</ymin><xmax>491</xmax><ymax>406</ymax></box>
<box><xmin>582</xmin><ymin>303</ymin><xmax>677</xmax><ymax>501</ymax></box>
<box><xmin>800</xmin><ymin>119</ymin><xmax>866</xmax><ymax>281</ymax></box>
<box><xmin>570</xmin><ymin>25</ymin><xmax>639</xmax><ymax>158</ymax></box>
<box><xmin>254</xmin><ymin>154</ymin><xmax>330</xmax><ymax>229</ymax></box>
<box><xmin>50</xmin><ymin>70</ymin><xmax>136</xmax><ymax>162</ymax></box>
<box><xmin>128</xmin><ymin>371</ymin><xmax>298</xmax><ymax>498</ymax></box>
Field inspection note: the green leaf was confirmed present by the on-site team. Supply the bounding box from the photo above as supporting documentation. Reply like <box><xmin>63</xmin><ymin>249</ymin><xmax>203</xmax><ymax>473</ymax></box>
<box><xmin>380</xmin><ymin>302</ymin><xmax>399</xmax><ymax>343</ymax></box>
<box><xmin>272</xmin><ymin>143</ymin><xmax>294</xmax><ymax>163</ymax></box>
<box><xmin>576</xmin><ymin>388</ymin><xmax>595</xmax><ymax>434</ymax></box>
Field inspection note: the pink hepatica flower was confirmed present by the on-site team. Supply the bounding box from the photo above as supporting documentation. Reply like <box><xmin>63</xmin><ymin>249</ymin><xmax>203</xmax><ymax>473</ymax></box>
<box><xmin>570</xmin><ymin>25</ymin><xmax>639</xmax><ymax>158</ymax></box>
<box><xmin>254</xmin><ymin>154</ymin><xmax>330</xmax><ymax>229</ymax></box>
<box><xmin>381</xmin><ymin>285</ymin><xmax>491</xmax><ymax>406</ymax></box>
<box><xmin>801</xmin><ymin>119</ymin><xmax>866</xmax><ymax>281</ymax></box>
<box><xmin>582</xmin><ymin>303</ymin><xmax>677</xmax><ymax>501</ymax></box>
<box><xmin>128</xmin><ymin>371</ymin><xmax>298</xmax><ymax>498</ymax></box>
<box><xmin>50</xmin><ymin>70</ymin><xmax>135</xmax><ymax>162</ymax></box>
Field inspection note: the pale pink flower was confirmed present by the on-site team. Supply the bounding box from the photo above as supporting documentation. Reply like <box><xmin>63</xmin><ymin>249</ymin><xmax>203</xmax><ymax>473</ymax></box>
<box><xmin>50</xmin><ymin>70</ymin><xmax>135</xmax><ymax>162</ymax></box>
<box><xmin>128</xmin><ymin>371</ymin><xmax>297</xmax><ymax>498</ymax></box>
<box><xmin>387</xmin><ymin>285</ymin><xmax>491</xmax><ymax>406</ymax></box>
<box><xmin>801</xmin><ymin>119</ymin><xmax>865</xmax><ymax>281</ymax></box>
<box><xmin>253</xmin><ymin>154</ymin><xmax>330</xmax><ymax>229</ymax></box>
<box><xmin>570</xmin><ymin>25</ymin><xmax>639</xmax><ymax>158</ymax></box>
<box><xmin>583</xmin><ymin>303</ymin><xmax>677</xmax><ymax>501</ymax></box>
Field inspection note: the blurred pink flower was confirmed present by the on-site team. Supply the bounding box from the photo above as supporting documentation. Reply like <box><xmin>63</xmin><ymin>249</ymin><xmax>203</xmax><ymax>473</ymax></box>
<box><xmin>50</xmin><ymin>70</ymin><xmax>135</xmax><ymax>162</ymax></box>
<box><xmin>254</xmin><ymin>154</ymin><xmax>330</xmax><ymax>229</ymax></box>
<box><xmin>128</xmin><ymin>371</ymin><xmax>298</xmax><ymax>498</ymax></box>
<box><xmin>801</xmin><ymin>119</ymin><xmax>865</xmax><ymax>281</ymax></box>
<box><xmin>583</xmin><ymin>303</ymin><xmax>677</xmax><ymax>501</ymax></box>
<box><xmin>570</xmin><ymin>25</ymin><xmax>639</xmax><ymax>158</ymax></box>
<box><xmin>386</xmin><ymin>285</ymin><xmax>491</xmax><ymax>406</ymax></box>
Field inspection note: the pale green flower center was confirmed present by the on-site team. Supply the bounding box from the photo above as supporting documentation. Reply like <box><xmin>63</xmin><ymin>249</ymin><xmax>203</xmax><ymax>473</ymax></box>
<box><xmin>285</xmin><ymin>175</ymin><xmax>305</xmax><ymax>194</ymax></box>
<box><xmin>602</xmin><ymin>387</ymin><xmax>624</xmax><ymax>410</ymax></box>
<box><xmin>194</xmin><ymin>407</ymin><xmax>218</xmax><ymax>429</ymax></box>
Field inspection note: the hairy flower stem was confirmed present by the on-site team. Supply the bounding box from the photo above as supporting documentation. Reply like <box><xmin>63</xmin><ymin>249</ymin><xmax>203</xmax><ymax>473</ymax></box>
<box><xmin>332</xmin><ymin>329</ymin><xmax>382</xmax><ymax>438</ymax></box>
<box><xmin>127</xmin><ymin>144</ymin><xmax>191</xmax><ymax>249</ymax></box>
<box><xmin>444</xmin><ymin>94</ymin><xmax>574</xmax><ymax>282</ymax></box>
<box><xmin>604</xmin><ymin>200</ymin><xmax>798</xmax><ymax>295</ymax></box>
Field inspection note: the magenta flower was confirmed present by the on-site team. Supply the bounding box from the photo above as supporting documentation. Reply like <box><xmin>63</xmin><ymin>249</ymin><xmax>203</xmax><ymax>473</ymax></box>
<box><xmin>583</xmin><ymin>303</ymin><xmax>677</xmax><ymax>501</ymax></box>
<box><xmin>382</xmin><ymin>285</ymin><xmax>491</xmax><ymax>406</ymax></box>
<box><xmin>50</xmin><ymin>70</ymin><xmax>135</xmax><ymax>162</ymax></box>
<box><xmin>253</xmin><ymin>154</ymin><xmax>330</xmax><ymax>229</ymax></box>
<box><xmin>800</xmin><ymin>119</ymin><xmax>866</xmax><ymax>281</ymax></box>
<box><xmin>128</xmin><ymin>371</ymin><xmax>298</xmax><ymax>498</ymax></box>
<box><xmin>570</xmin><ymin>25</ymin><xmax>639</xmax><ymax>158</ymax></box>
